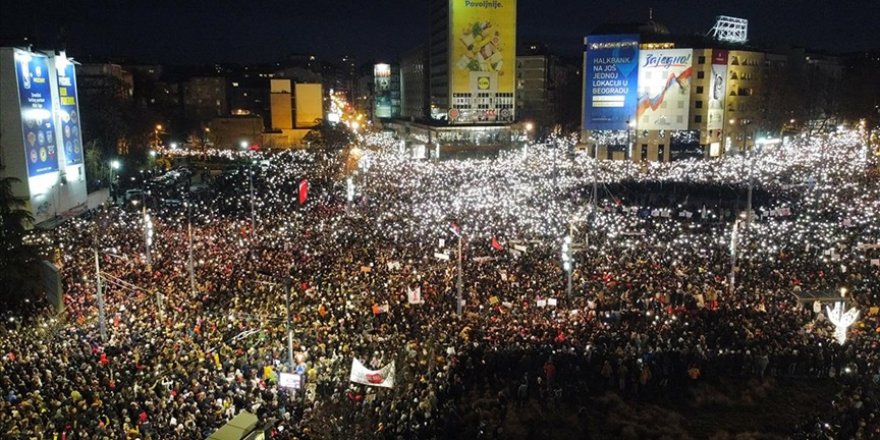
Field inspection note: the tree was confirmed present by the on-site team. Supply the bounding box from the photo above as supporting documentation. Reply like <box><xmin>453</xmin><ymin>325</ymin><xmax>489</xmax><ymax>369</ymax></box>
<box><xmin>0</xmin><ymin>177</ymin><xmax>43</xmax><ymax>306</ymax></box>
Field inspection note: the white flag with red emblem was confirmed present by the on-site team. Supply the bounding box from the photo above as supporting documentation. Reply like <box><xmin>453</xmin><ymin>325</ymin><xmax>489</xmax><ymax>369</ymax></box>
<box><xmin>407</xmin><ymin>286</ymin><xmax>423</xmax><ymax>304</ymax></box>
<box><xmin>349</xmin><ymin>359</ymin><xmax>395</xmax><ymax>388</ymax></box>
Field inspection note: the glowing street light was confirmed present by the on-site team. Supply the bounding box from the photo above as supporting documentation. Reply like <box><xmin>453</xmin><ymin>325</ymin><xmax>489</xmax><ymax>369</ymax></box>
<box><xmin>240</xmin><ymin>140</ymin><xmax>249</xmax><ymax>149</ymax></box>
<box><xmin>110</xmin><ymin>160</ymin><xmax>121</xmax><ymax>170</ymax></box>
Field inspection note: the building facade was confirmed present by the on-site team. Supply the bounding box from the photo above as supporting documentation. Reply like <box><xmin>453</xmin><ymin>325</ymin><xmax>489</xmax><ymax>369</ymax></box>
<box><xmin>430</xmin><ymin>0</ymin><xmax>517</xmax><ymax>124</ymax></box>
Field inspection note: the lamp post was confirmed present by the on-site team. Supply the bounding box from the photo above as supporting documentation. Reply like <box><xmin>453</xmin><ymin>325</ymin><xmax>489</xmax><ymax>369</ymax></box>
<box><xmin>93</xmin><ymin>247</ymin><xmax>108</xmax><ymax>341</ymax></box>
<box><xmin>627</xmin><ymin>120</ymin><xmax>636</xmax><ymax>161</ymax></box>
<box><xmin>562</xmin><ymin>235</ymin><xmax>573</xmax><ymax>297</ymax></box>
<box><xmin>456</xmin><ymin>231</ymin><xmax>463</xmax><ymax>316</ymax></box>
<box><xmin>186</xmin><ymin>201</ymin><xmax>196</xmax><ymax>295</ymax></box>
<box><xmin>109</xmin><ymin>160</ymin><xmax>120</xmax><ymax>204</ymax></box>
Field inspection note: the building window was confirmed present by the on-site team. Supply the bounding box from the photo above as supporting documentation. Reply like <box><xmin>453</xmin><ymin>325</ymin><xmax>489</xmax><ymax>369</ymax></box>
<box><xmin>697</xmin><ymin>71</ymin><xmax>705</xmax><ymax>79</ymax></box>
<box><xmin>696</xmin><ymin>86</ymin><xmax>704</xmax><ymax>94</ymax></box>
<box><xmin>695</xmin><ymin>100</ymin><xmax>703</xmax><ymax>108</ymax></box>
<box><xmin>698</xmin><ymin>56</ymin><xmax>706</xmax><ymax>64</ymax></box>
<box><xmin>694</xmin><ymin>115</ymin><xmax>702</xmax><ymax>123</ymax></box>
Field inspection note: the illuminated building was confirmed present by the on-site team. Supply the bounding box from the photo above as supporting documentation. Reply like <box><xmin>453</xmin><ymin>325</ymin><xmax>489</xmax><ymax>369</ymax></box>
<box><xmin>581</xmin><ymin>16</ymin><xmax>846</xmax><ymax>161</ymax></box>
<box><xmin>0</xmin><ymin>48</ymin><xmax>88</xmax><ymax>225</ymax></box>
<box><xmin>429</xmin><ymin>0</ymin><xmax>517</xmax><ymax>124</ymax></box>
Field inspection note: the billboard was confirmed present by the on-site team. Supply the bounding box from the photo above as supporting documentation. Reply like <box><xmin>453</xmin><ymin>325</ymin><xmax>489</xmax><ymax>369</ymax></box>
<box><xmin>582</xmin><ymin>34</ymin><xmax>640</xmax><ymax>130</ymax></box>
<box><xmin>636</xmin><ymin>49</ymin><xmax>693</xmax><ymax>130</ymax></box>
<box><xmin>374</xmin><ymin>63</ymin><xmax>392</xmax><ymax>119</ymax></box>
<box><xmin>55</xmin><ymin>58</ymin><xmax>84</xmax><ymax>166</ymax></box>
<box><xmin>450</xmin><ymin>0</ymin><xmax>516</xmax><ymax>122</ymax></box>
<box><xmin>707</xmin><ymin>50</ymin><xmax>728</xmax><ymax>131</ymax></box>
<box><xmin>15</xmin><ymin>50</ymin><xmax>59</xmax><ymax>177</ymax></box>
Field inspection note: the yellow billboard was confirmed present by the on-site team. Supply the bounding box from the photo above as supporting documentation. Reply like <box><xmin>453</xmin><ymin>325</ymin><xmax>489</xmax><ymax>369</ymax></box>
<box><xmin>450</xmin><ymin>0</ymin><xmax>516</xmax><ymax>98</ymax></box>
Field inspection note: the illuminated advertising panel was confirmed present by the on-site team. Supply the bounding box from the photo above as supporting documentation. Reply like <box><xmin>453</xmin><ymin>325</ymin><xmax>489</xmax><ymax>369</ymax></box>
<box><xmin>15</xmin><ymin>50</ymin><xmax>59</xmax><ymax>177</ymax></box>
<box><xmin>55</xmin><ymin>58</ymin><xmax>84</xmax><ymax>165</ymax></box>
<box><xmin>707</xmin><ymin>50</ymin><xmax>728</xmax><ymax>131</ymax></box>
<box><xmin>582</xmin><ymin>34</ymin><xmax>639</xmax><ymax>130</ymax></box>
<box><xmin>374</xmin><ymin>63</ymin><xmax>392</xmax><ymax>119</ymax></box>
<box><xmin>636</xmin><ymin>49</ymin><xmax>693</xmax><ymax>130</ymax></box>
<box><xmin>450</xmin><ymin>0</ymin><xmax>516</xmax><ymax>122</ymax></box>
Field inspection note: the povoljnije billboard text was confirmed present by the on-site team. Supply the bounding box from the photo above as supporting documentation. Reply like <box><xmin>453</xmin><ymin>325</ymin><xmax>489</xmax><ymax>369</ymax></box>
<box><xmin>583</xmin><ymin>34</ymin><xmax>640</xmax><ymax>131</ymax></box>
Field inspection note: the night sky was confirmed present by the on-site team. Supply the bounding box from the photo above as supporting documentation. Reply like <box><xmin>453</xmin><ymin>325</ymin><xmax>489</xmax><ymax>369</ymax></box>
<box><xmin>1</xmin><ymin>0</ymin><xmax>878</xmax><ymax>65</ymax></box>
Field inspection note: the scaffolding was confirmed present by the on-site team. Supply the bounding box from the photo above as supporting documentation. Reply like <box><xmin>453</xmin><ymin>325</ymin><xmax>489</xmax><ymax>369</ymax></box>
<box><xmin>708</xmin><ymin>16</ymin><xmax>749</xmax><ymax>44</ymax></box>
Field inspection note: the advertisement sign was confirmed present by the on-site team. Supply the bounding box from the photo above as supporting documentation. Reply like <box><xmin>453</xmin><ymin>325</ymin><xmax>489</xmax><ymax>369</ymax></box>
<box><xmin>278</xmin><ymin>373</ymin><xmax>303</xmax><ymax>390</ymax></box>
<box><xmin>450</xmin><ymin>0</ymin><xmax>516</xmax><ymax>122</ymax></box>
<box><xmin>374</xmin><ymin>63</ymin><xmax>392</xmax><ymax>119</ymax></box>
<box><xmin>582</xmin><ymin>34</ymin><xmax>640</xmax><ymax>130</ymax></box>
<box><xmin>707</xmin><ymin>50</ymin><xmax>728</xmax><ymax>131</ymax></box>
<box><xmin>15</xmin><ymin>50</ymin><xmax>59</xmax><ymax>177</ymax></box>
<box><xmin>55</xmin><ymin>58</ymin><xmax>84</xmax><ymax>166</ymax></box>
<box><xmin>636</xmin><ymin>49</ymin><xmax>693</xmax><ymax>130</ymax></box>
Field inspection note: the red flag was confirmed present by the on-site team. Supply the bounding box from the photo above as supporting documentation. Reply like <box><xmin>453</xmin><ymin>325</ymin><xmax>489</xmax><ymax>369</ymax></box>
<box><xmin>298</xmin><ymin>179</ymin><xmax>309</xmax><ymax>205</ymax></box>
<box><xmin>491</xmin><ymin>237</ymin><xmax>503</xmax><ymax>251</ymax></box>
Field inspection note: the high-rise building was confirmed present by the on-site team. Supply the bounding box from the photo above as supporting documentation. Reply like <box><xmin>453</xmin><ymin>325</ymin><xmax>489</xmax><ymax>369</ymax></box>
<box><xmin>400</xmin><ymin>45</ymin><xmax>428</xmax><ymax>120</ymax></box>
<box><xmin>580</xmin><ymin>17</ymin><xmax>846</xmax><ymax>161</ymax></box>
<box><xmin>430</xmin><ymin>0</ymin><xmax>517</xmax><ymax>124</ymax></box>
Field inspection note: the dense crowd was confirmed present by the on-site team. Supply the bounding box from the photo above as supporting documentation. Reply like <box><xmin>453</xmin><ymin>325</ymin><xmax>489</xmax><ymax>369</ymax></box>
<box><xmin>1</xmin><ymin>128</ymin><xmax>879</xmax><ymax>439</ymax></box>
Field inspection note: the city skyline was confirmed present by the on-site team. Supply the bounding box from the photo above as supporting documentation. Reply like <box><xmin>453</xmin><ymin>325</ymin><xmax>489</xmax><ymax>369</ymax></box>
<box><xmin>1</xmin><ymin>0</ymin><xmax>878</xmax><ymax>65</ymax></box>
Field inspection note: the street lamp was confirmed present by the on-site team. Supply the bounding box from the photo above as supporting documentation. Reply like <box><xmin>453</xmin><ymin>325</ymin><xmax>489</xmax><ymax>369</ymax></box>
<box><xmin>562</xmin><ymin>235</ymin><xmax>573</xmax><ymax>297</ymax></box>
<box><xmin>109</xmin><ymin>160</ymin><xmax>121</xmax><ymax>203</ymax></box>
<box><xmin>627</xmin><ymin>120</ymin><xmax>636</xmax><ymax>161</ymax></box>
<box><xmin>240</xmin><ymin>140</ymin><xmax>249</xmax><ymax>150</ymax></box>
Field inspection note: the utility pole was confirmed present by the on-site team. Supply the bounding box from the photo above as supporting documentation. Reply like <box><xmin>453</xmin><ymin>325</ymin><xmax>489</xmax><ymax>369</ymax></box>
<box><xmin>249</xmin><ymin>162</ymin><xmax>256</xmax><ymax>235</ymax></box>
<box><xmin>93</xmin><ymin>247</ymin><xmax>108</xmax><ymax>341</ymax></box>
<box><xmin>187</xmin><ymin>202</ymin><xmax>196</xmax><ymax>295</ymax></box>
<box><xmin>456</xmin><ymin>233</ymin><xmax>463</xmax><ymax>316</ymax></box>
<box><xmin>729</xmin><ymin>219</ymin><xmax>739</xmax><ymax>296</ymax></box>
<box><xmin>562</xmin><ymin>235</ymin><xmax>573</xmax><ymax>297</ymax></box>
<box><xmin>285</xmin><ymin>279</ymin><xmax>294</xmax><ymax>370</ymax></box>
<box><xmin>142</xmin><ymin>203</ymin><xmax>152</xmax><ymax>267</ymax></box>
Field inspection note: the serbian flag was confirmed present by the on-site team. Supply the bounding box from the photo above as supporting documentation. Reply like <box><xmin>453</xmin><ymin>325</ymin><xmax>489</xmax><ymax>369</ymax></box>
<box><xmin>491</xmin><ymin>237</ymin><xmax>503</xmax><ymax>251</ymax></box>
<box><xmin>449</xmin><ymin>222</ymin><xmax>461</xmax><ymax>237</ymax></box>
<box><xmin>350</xmin><ymin>359</ymin><xmax>395</xmax><ymax>388</ymax></box>
<box><xmin>298</xmin><ymin>179</ymin><xmax>309</xmax><ymax>205</ymax></box>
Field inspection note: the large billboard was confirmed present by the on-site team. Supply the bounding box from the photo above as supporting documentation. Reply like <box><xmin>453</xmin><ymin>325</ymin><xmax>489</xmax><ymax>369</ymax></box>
<box><xmin>582</xmin><ymin>34</ymin><xmax>640</xmax><ymax>130</ymax></box>
<box><xmin>450</xmin><ymin>0</ymin><xmax>516</xmax><ymax>122</ymax></box>
<box><xmin>707</xmin><ymin>50</ymin><xmax>728</xmax><ymax>131</ymax></box>
<box><xmin>55</xmin><ymin>59</ymin><xmax>84</xmax><ymax>166</ymax></box>
<box><xmin>374</xmin><ymin>63</ymin><xmax>392</xmax><ymax>119</ymax></box>
<box><xmin>15</xmin><ymin>50</ymin><xmax>59</xmax><ymax>177</ymax></box>
<box><xmin>636</xmin><ymin>49</ymin><xmax>693</xmax><ymax>130</ymax></box>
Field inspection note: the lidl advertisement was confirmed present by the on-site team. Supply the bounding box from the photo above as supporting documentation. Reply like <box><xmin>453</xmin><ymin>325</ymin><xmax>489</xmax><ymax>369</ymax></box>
<box><xmin>636</xmin><ymin>49</ymin><xmax>693</xmax><ymax>130</ymax></box>
<box><xmin>707</xmin><ymin>50</ymin><xmax>728</xmax><ymax>131</ymax></box>
<box><xmin>55</xmin><ymin>60</ymin><xmax>84</xmax><ymax>166</ymax></box>
<box><xmin>450</xmin><ymin>0</ymin><xmax>516</xmax><ymax>119</ymax></box>
<box><xmin>583</xmin><ymin>34</ymin><xmax>639</xmax><ymax>130</ymax></box>
<box><xmin>15</xmin><ymin>50</ymin><xmax>59</xmax><ymax>177</ymax></box>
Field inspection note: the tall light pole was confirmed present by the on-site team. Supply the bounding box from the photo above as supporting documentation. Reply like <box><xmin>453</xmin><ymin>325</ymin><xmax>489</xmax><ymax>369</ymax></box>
<box><xmin>93</xmin><ymin>247</ymin><xmax>108</xmax><ymax>341</ymax></box>
<box><xmin>729</xmin><ymin>217</ymin><xmax>743</xmax><ymax>296</ymax></box>
<box><xmin>456</xmin><ymin>232</ymin><xmax>463</xmax><ymax>316</ymax></box>
<box><xmin>142</xmin><ymin>203</ymin><xmax>153</xmax><ymax>267</ymax></box>
<box><xmin>346</xmin><ymin>176</ymin><xmax>355</xmax><ymax>212</ymax></box>
<box><xmin>562</xmin><ymin>235</ymin><xmax>573</xmax><ymax>297</ymax></box>
<box><xmin>187</xmin><ymin>201</ymin><xmax>196</xmax><ymax>295</ymax></box>
<box><xmin>109</xmin><ymin>160</ymin><xmax>120</xmax><ymax>204</ymax></box>
<box><xmin>249</xmin><ymin>161</ymin><xmax>256</xmax><ymax>236</ymax></box>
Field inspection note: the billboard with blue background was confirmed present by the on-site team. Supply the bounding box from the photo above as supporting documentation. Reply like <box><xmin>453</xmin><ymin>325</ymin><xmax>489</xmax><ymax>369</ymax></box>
<box><xmin>55</xmin><ymin>59</ymin><xmax>84</xmax><ymax>166</ymax></box>
<box><xmin>15</xmin><ymin>50</ymin><xmax>59</xmax><ymax>177</ymax></box>
<box><xmin>583</xmin><ymin>34</ymin><xmax>639</xmax><ymax>131</ymax></box>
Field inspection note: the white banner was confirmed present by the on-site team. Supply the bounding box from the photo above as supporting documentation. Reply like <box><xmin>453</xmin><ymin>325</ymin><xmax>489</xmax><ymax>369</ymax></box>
<box><xmin>350</xmin><ymin>359</ymin><xmax>395</xmax><ymax>388</ymax></box>
<box><xmin>434</xmin><ymin>252</ymin><xmax>450</xmax><ymax>261</ymax></box>
<box><xmin>279</xmin><ymin>373</ymin><xmax>303</xmax><ymax>390</ymax></box>
<box><xmin>407</xmin><ymin>286</ymin><xmax>423</xmax><ymax>304</ymax></box>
